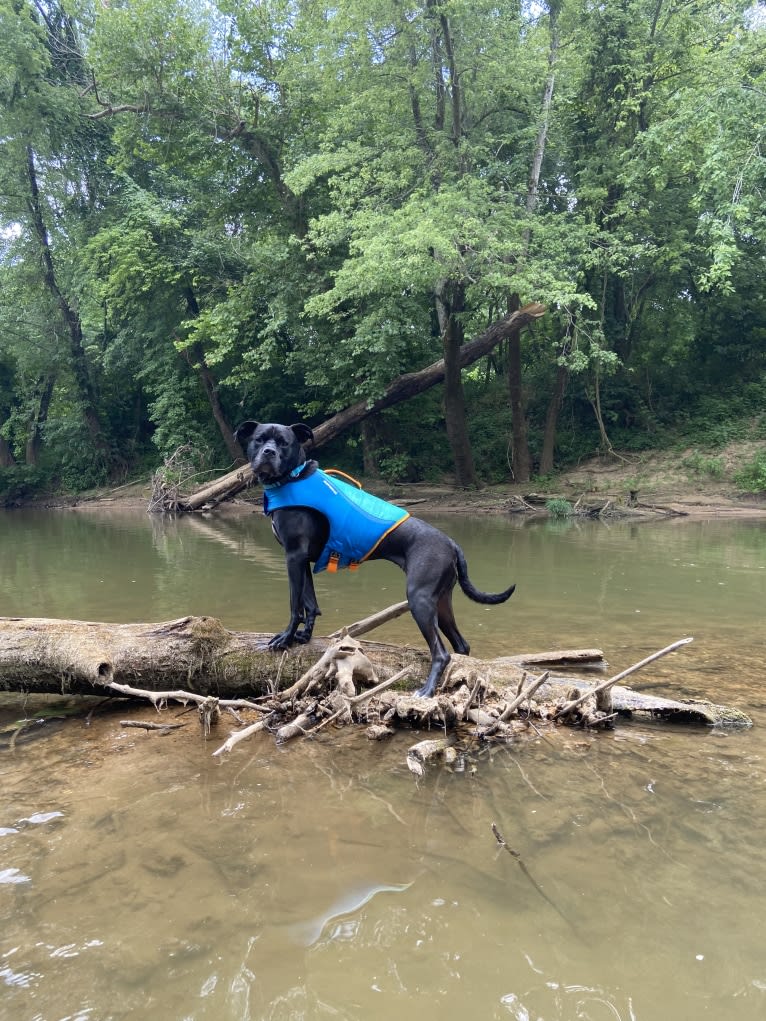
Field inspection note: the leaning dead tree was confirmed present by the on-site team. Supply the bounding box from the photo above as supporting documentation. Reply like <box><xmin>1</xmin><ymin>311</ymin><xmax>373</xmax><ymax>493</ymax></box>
<box><xmin>0</xmin><ymin>612</ymin><xmax>751</xmax><ymax>747</ymax></box>
<box><xmin>167</xmin><ymin>302</ymin><xmax>546</xmax><ymax>513</ymax></box>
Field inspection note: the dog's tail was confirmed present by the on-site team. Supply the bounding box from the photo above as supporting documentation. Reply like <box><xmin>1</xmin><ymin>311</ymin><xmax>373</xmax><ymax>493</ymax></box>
<box><xmin>455</xmin><ymin>544</ymin><xmax>516</xmax><ymax>604</ymax></box>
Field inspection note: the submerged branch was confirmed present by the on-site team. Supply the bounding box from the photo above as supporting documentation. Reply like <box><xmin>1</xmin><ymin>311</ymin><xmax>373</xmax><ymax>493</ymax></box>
<box><xmin>492</xmin><ymin>822</ymin><xmax>578</xmax><ymax>934</ymax></box>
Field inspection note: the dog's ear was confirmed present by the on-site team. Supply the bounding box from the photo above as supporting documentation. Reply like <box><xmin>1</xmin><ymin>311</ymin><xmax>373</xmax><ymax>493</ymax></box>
<box><xmin>234</xmin><ymin>420</ymin><xmax>259</xmax><ymax>444</ymax></box>
<box><xmin>290</xmin><ymin>423</ymin><xmax>314</xmax><ymax>447</ymax></box>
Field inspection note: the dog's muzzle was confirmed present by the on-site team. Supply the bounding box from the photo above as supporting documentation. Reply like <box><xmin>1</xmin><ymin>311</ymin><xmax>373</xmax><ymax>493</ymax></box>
<box><xmin>251</xmin><ymin>446</ymin><xmax>281</xmax><ymax>481</ymax></box>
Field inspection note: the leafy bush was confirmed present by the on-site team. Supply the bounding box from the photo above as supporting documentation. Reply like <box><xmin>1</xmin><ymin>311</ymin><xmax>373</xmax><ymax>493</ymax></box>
<box><xmin>545</xmin><ymin>498</ymin><xmax>573</xmax><ymax>518</ymax></box>
<box><xmin>733</xmin><ymin>450</ymin><xmax>766</xmax><ymax>493</ymax></box>
<box><xmin>674</xmin><ymin>386</ymin><xmax>766</xmax><ymax>449</ymax></box>
<box><xmin>465</xmin><ymin>382</ymin><xmax>514</xmax><ymax>484</ymax></box>
<box><xmin>681</xmin><ymin>451</ymin><xmax>725</xmax><ymax>478</ymax></box>
<box><xmin>377</xmin><ymin>449</ymin><xmax>411</xmax><ymax>483</ymax></box>
<box><xmin>0</xmin><ymin>466</ymin><xmax>51</xmax><ymax>505</ymax></box>
<box><xmin>43</xmin><ymin>418</ymin><xmax>110</xmax><ymax>492</ymax></box>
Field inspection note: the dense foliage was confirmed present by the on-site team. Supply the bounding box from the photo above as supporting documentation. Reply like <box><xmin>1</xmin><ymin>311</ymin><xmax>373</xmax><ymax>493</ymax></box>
<box><xmin>1</xmin><ymin>0</ymin><xmax>765</xmax><ymax>497</ymax></box>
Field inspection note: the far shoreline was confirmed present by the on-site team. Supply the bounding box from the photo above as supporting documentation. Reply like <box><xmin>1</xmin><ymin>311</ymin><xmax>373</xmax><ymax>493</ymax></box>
<box><xmin>12</xmin><ymin>459</ymin><xmax>765</xmax><ymax>524</ymax></box>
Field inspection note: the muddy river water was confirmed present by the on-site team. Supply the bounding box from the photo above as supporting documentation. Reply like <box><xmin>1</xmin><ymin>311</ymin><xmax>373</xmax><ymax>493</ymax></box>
<box><xmin>1</xmin><ymin>506</ymin><xmax>765</xmax><ymax>1021</ymax></box>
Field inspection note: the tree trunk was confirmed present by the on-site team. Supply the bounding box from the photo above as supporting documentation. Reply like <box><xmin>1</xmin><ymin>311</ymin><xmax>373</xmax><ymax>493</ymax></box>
<box><xmin>360</xmin><ymin>419</ymin><xmax>380</xmax><ymax>477</ymax></box>
<box><xmin>25</xmin><ymin>373</ymin><xmax>56</xmax><ymax>466</ymax></box>
<box><xmin>313</xmin><ymin>304</ymin><xmax>544</xmax><ymax>449</ymax></box>
<box><xmin>525</xmin><ymin>0</ymin><xmax>560</xmax><ymax>219</ymax></box>
<box><xmin>182</xmin><ymin>289</ymin><xmax>245</xmax><ymax>464</ymax></box>
<box><xmin>25</xmin><ymin>431</ymin><xmax>41</xmax><ymax>468</ymax></box>
<box><xmin>226</xmin><ymin>125</ymin><xmax>307</xmax><ymax>238</ymax></box>
<box><xmin>25</xmin><ymin>147</ymin><xmax>106</xmax><ymax>451</ymax></box>
<box><xmin>185</xmin><ymin>340</ymin><xmax>244</xmax><ymax>464</ymax></box>
<box><xmin>435</xmin><ymin>279</ymin><xmax>478</xmax><ymax>488</ymax></box>
<box><xmin>507</xmin><ymin>297</ymin><xmax>532</xmax><ymax>482</ymax></box>
<box><xmin>509</xmin><ymin>0</ymin><xmax>561</xmax><ymax>484</ymax></box>
<box><xmin>539</xmin><ymin>360</ymin><xmax>569</xmax><ymax>476</ymax></box>
<box><xmin>0</xmin><ymin>435</ymin><xmax>15</xmax><ymax>468</ymax></box>
<box><xmin>0</xmin><ymin>615</ymin><xmax>750</xmax><ymax>727</ymax></box>
<box><xmin>178</xmin><ymin>303</ymin><xmax>545</xmax><ymax>511</ymax></box>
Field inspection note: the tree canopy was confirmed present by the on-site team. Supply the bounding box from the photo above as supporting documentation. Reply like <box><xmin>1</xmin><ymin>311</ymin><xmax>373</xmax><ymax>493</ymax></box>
<box><xmin>1</xmin><ymin>0</ymin><xmax>765</xmax><ymax>495</ymax></box>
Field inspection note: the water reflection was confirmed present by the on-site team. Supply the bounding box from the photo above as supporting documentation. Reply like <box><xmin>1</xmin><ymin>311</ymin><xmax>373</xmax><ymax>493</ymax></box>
<box><xmin>0</xmin><ymin>509</ymin><xmax>765</xmax><ymax>1019</ymax></box>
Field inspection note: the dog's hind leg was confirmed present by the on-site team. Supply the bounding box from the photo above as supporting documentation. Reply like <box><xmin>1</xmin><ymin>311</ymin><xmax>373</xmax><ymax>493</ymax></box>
<box><xmin>437</xmin><ymin>590</ymin><xmax>470</xmax><ymax>655</ymax></box>
<box><xmin>406</xmin><ymin>571</ymin><xmax>453</xmax><ymax>698</ymax></box>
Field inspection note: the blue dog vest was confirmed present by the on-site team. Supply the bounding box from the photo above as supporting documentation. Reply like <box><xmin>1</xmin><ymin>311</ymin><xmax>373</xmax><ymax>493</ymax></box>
<box><xmin>263</xmin><ymin>468</ymin><xmax>410</xmax><ymax>573</ymax></box>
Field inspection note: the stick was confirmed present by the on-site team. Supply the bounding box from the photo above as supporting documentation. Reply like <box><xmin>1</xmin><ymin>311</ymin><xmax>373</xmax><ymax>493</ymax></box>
<box><xmin>311</xmin><ymin>666</ymin><xmax>414</xmax><ymax>735</ymax></box>
<box><xmin>120</xmin><ymin>720</ymin><xmax>186</xmax><ymax>731</ymax></box>
<box><xmin>348</xmin><ymin>666</ymin><xmax>412</xmax><ymax>705</ymax></box>
<box><xmin>107</xmin><ymin>680</ymin><xmax>263</xmax><ymax>712</ymax></box>
<box><xmin>503</xmin><ymin>648</ymin><xmax>605</xmax><ymax>670</ymax></box>
<box><xmin>211</xmin><ymin>715</ymin><xmax>273</xmax><ymax>757</ymax></box>
<box><xmin>482</xmin><ymin>671</ymin><xmax>550</xmax><ymax>737</ymax></box>
<box><xmin>499</xmin><ymin>670</ymin><xmax>550</xmax><ymax>719</ymax></box>
<box><xmin>460</xmin><ymin>671</ymin><xmax>484</xmax><ymax>721</ymax></box>
<box><xmin>589</xmin><ymin>712</ymin><xmax>618</xmax><ymax>727</ymax></box>
<box><xmin>554</xmin><ymin>638</ymin><xmax>694</xmax><ymax>720</ymax></box>
<box><xmin>491</xmin><ymin>823</ymin><xmax>578</xmax><ymax>934</ymax></box>
<box><xmin>328</xmin><ymin>600</ymin><xmax>410</xmax><ymax>639</ymax></box>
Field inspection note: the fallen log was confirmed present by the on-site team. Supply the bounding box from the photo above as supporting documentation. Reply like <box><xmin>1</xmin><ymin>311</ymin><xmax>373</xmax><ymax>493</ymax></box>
<box><xmin>407</xmin><ymin>737</ymin><xmax>458</xmax><ymax>776</ymax></box>
<box><xmin>500</xmin><ymin>649</ymin><xmax>606</xmax><ymax>671</ymax></box>
<box><xmin>0</xmin><ymin>615</ymin><xmax>424</xmax><ymax>698</ymax></box>
<box><xmin>0</xmin><ymin>615</ymin><xmax>751</xmax><ymax>727</ymax></box>
<box><xmin>0</xmin><ymin>608</ymin><xmax>755</xmax><ymax>731</ymax></box>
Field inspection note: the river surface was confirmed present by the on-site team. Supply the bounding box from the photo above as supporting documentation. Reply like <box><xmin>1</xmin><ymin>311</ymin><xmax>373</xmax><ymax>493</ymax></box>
<box><xmin>1</xmin><ymin>505</ymin><xmax>765</xmax><ymax>1021</ymax></box>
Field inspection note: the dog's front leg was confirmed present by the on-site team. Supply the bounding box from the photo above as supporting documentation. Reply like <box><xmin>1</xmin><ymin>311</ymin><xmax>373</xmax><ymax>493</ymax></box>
<box><xmin>269</xmin><ymin>545</ymin><xmax>313</xmax><ymax>650</ymax></box>
<box><xmin>293</xmin><ymin>564</ymin><xmax>321</xmax><ymax>644</ymax></box>
<box><xmin>267</xmin><ymin>507</ymin><xmax>326</xmax><ymax>651</ymax></box>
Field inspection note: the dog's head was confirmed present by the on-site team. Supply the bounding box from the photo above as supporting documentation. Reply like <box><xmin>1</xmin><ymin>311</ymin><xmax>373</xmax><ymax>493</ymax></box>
<box><xmin>234</xmin><ymin>421</ymin><xmax>314</xmax><ymax>485</ymax></box>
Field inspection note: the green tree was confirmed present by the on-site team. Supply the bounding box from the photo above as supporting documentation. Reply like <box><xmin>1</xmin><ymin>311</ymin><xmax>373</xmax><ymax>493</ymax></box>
<box><xmin>2</xmin><ymin>0</ymin><xmax>764</xmax><ymax>494</ymax></box>
<box><xmin>276</xmin><ymin>0</ymin><xmax>588</xmax><ymax>483</ymax></box>
<box><xmin>566</xmin><ymin>0</ymin><xmax>766</xmax><ymax>449</ymax></box>
<box><xmin>0</xmin><ymin>0</ymin><xmax>114</xmax><ymax>478</ymax></box>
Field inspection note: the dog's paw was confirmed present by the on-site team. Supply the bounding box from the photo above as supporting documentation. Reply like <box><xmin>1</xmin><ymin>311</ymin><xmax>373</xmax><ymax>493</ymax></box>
<box><xmin>268</xmin><ymin>632</ymin><xmax>294</xmax><ymax>651</ymax></box>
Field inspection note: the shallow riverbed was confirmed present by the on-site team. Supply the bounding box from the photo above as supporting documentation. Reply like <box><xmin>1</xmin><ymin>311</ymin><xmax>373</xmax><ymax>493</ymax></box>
<box><xmin>1</xmin><ymin>507</ymin><xmax>765</xmax><ymax>1020</ymax></box>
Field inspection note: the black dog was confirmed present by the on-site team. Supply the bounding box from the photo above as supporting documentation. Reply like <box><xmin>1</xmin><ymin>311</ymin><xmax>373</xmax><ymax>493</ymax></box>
<box><xmin>234</xmin><ymin>421</ymin><xmax>515</xmax><ymax>698</ymax></box>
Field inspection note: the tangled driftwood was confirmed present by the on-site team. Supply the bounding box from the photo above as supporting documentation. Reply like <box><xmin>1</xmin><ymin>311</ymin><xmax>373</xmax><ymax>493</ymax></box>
<box><xmin>0</xmin><ymin>604</ymin><xmax>752</xmax><ymax>771</ymax></box>
<box><xmin>198</xmin><ymin>631</ymin><xmax>745</xmax><ymax>768</ymax></box>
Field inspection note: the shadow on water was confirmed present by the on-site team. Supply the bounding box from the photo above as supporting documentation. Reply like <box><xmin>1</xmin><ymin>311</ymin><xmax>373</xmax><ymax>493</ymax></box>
<box><xmin>1</xmin><ymin>508</ymin><xmax>765</xmax><ymax>1020</ymax></box>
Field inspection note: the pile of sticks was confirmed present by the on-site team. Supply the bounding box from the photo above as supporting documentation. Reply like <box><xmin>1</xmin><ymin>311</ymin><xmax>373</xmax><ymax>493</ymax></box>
<box><xmin>103</xmin><ymin>600</ymin><xmax>701</xmax><ymax>772</ymax></box>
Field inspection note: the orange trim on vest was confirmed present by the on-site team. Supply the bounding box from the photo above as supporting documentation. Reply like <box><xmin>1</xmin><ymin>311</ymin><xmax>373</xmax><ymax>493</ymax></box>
<box><xmin>360</xmin><ymin>515</ymin><xmax>410</xmax><ymax>562</ymax></box>
<box><xmin>323</xmin><ymin>468</ymin><xmax>363</xmax><ymax>489</ymax></box>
